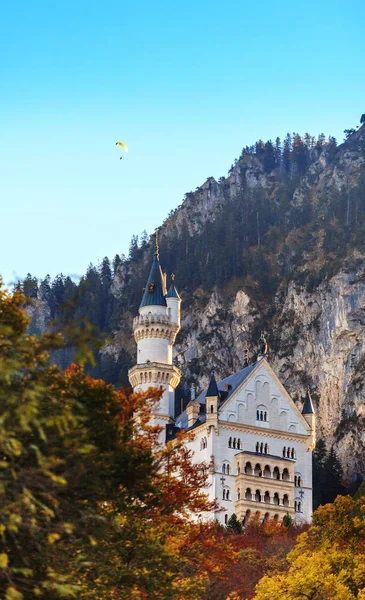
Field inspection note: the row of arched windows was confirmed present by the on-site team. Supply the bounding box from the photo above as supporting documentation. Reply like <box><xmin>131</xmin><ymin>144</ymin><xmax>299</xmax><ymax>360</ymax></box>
<box><xmin>283</xmin><ymin>446</ymin><xmax>296</xmax><ymax>459</ymax></box>
<box><xmin>255</xmin><ymin>442</ymin><xmax>269</xmax><ymax>454</ymax></box>
<box><xmin>256</xmin><ymin>410</ymin><xmax>268</xmax><ymax>421</ymax></box>
<box><xmin>200</xmin><ymin>437</ymin><xmax>208</xmax><ymax>450</ymax></box>
<box><xmin>294</xmin><ymin>475</ymin><xmax>302</xmax><ymax>487</ymax></box>
<box><xmin>244</xmin><ymin>461</ymin><xmax>290</xmax><ymax>481</ymax></box>
<box><xmin>242</xmin><ymin>488</ymin><xmax>290</xmax><ymax>506</ymax></box>
<box><xmin>222</xmin><ymin>462</ymin><xmax>231</xmax><ymax>475</ymax></box>
<box><xmin>139</xmin><ymin>370</ymin><xmax>170</xmax><ymax>384</ymax></box>
<box><xmin>228</xmin><ymin>437</ymin><xmax>242</xmax><ymax>449</ymax></box>
<box><xmin>243</xmin><ymin>510</ymin><xmax>281</xmax><ymax>525</ymax></box>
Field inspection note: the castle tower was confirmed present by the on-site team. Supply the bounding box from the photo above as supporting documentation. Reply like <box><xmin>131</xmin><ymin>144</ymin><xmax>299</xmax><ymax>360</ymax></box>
<box><xmin>302</xmin><ymin>387</ymin><xmax>316</xmax><ymax>450</ymax></box>
<box><xmin>128</xmin><ymin>237</ymin><xmax>181</xmax><ymax>433</ymax></box>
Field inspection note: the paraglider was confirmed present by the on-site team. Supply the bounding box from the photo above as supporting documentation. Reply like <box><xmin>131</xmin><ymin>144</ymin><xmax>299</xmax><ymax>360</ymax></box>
<box><xmin>115</xmin><ymin>141</ymin><xmax>128</xmax><ymax>153</ymax></box>
<box><xmin>115</xmin><ymin>141</ymin><xmax>128</xmax><ymax>161</ymax></box>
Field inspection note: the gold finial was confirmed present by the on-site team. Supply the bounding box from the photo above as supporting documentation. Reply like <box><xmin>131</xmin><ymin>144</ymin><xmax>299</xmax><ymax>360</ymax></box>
<box><xmin>155</xmin><ymin>228</ymin><xmax>159</xmax><ymax>257</ymax></box>
<box><xmin>171</xmin><ymin>273</ymin><xmax>175</xmax><ymax>281</ymax></box>
<box><xmin>244</xmin><ymin>347</ymin><xmax>249</xmax><ymax>367</ymax></box>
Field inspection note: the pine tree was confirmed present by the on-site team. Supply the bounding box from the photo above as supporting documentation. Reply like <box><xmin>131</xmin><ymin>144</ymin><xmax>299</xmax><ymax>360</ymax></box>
<box><xmin>226</xmin><ymin>513</ymin><xmax>242</xmax><ymax>533</ymax></box>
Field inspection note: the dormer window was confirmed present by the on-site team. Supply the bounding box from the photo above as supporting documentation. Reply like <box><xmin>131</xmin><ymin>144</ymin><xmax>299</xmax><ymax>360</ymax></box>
<box><xmin>148</xmin><ymin>283</ymin><xmax>155</xmax><ymax>292</ymax></box>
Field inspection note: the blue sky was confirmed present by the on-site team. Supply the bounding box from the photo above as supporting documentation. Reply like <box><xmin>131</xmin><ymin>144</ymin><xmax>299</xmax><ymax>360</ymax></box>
<box><xmin>1</xmin><ymin>0</ymin><xmax>364</xmax><ymax>286</ymax></box>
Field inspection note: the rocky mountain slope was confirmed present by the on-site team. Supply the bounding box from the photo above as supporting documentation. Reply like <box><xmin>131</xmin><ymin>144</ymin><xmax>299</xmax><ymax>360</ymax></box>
<box><xmin>23</xmin><ymin>123</ymin><xmax>365</xmax><ymax>480</ymax></box>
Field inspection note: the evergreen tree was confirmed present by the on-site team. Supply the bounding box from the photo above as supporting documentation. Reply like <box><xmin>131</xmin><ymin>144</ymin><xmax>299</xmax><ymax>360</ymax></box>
<box><xmin>128</xmin><ymin>234</ymin><xmax>139</xmax><ymax>261</ymax></box>
<box><xmin>282</xmin><ymin>133</ymin><xmax>292</xmax><ymax>174</ymax></box>
<box><xmin>226</xmin><ymin>513</ymin><xmax>243</xmax><ymax>533</ymax></box>
<box><xmin>263</xmin><ymin>140</ymin><xmax>276</xmax><ymax>173</ymax></box>
<box><xmin>22</xmin><ymin>273</ymin><xmax>38</xmax><ymax>298</ymax></box>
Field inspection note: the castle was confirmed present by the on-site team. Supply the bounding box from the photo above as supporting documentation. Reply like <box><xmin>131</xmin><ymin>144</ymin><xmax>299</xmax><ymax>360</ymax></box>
<box><xmin>128</xmin><ymin>244</ymin><xmax>316</xmax><ymax>525</ymax></box>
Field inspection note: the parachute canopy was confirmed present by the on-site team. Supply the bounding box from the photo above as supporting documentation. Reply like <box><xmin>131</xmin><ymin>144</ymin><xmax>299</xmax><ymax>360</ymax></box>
<box><xmin>115</xmin><ymin>141</ymin><xmax>128</xmax><ymax>153</ymax></box>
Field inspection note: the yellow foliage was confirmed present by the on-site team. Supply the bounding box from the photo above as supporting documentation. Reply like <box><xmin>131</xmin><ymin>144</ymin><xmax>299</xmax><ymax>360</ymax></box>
<box><xmin>0</xmin><ymin>553</ymin><xmax>8</xmax><ymax>568</ymax></box>
<box><xmin>253</xmin><ymin>495</ymin><xmax>365</xmax><ymax>600</ymax></box>
<box><xmin>5</xmin><ymin>587</ymin><xmax>23</xmax><ymax>600</ymax></box>
<box><xmin>47</xmin><ymin>532</ymin><xmax>61</xmax><ymax>544</ymax></box>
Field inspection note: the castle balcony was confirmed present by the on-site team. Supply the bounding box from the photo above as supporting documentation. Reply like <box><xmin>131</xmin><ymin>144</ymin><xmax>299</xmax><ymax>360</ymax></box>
<box><xmin>133</xmin><ymin>312</ymin><xmax>171</xmax><ymax>327</ymax></box>
<box><xmin>128</xmin><ymin>362</ymin><xmax>181</xmax><ymax>389</ymax></box>
<box><xmin>234</xmin><ymin>497</ymin><xmax>295</xmax><ymax>523</ymax></box>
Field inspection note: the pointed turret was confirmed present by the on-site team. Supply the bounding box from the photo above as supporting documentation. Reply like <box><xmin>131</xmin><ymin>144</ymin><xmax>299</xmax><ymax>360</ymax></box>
<box><xmin>166</xmin><ymin>273</ymin><xmax>181</xmax><ymax>327</ymax></box>
<box><xmin>302</xmin><ymin>387</ymin><xmax>316</xmax><ymax>450</ymax></box>
<box><xmin>206</xmin><ymin>371</ymin><xmax>218</xmax><ymax>397</ymax></box>
<box><xmin>166</xmin><ymin>274</ymin><xmax>180</xmax><ymax>299</ymax></box>
<box><xmin>206</xmin><ymin>371</ymin><xmax>219</xmax><ymax>434</ymax></box>
<box><xmin>302</xmin><ymin>387</ymin><xmax>315</xmax><ymax>415</ymax></box>
<box><xmin>139</xmin><ymin>242</ymin><xmax>167</xmax><ymax>309</ymax></box>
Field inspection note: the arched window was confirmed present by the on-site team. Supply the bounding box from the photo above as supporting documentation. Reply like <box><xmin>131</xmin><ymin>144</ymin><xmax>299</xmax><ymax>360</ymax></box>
<box><xmin>264</xmin><ymin>443</ymin><xmax>268</xmax><ymax>454</ymax></box>
<box><xmin>256</xmin><ymin>409</ymin><xmax>260</xmax><ymax>420</ymax></box>
<box><xmin>254</xmin><ymin>463</ymin><xmax>262</xmax><ymax>477</ymax></box>
<box><xmin>245</xmin><ymin>462</ymin><xmax>252</xmax><ymax>475</ymax></box>
<box><xmin>283</xmin><ymin>447</ymin><xmax>286</xmax><ymax>457</ymax></box>
<box><xmin>237</xmin><ymin>439</ymin><xmax>242</xmax><ymax>450</ymax></box>
<box><xmin>226</xmin><ymin>464</ymin><xmax>230</xmax><ymax>475</ymax></box>
<box><xmin>282</xmin><ymin>468</ymin><xmax>290</xmax><ymax>482</ymax></box>
<box><xmin>260</xmin><ymin>443</ymin><xmax>264</xmax><ymax>453</ymax></box>
<box><xmin>264</xmin><ymin>491</ymin><xmax>270</xmax><ymax>503</ymax></box>
<box><xmin>226</xmin><ymin>489</ymin><xmax>230</xmax><ymax>501</ymax></box>
<box><xmin>294</xmin><ymin>500</ymin><xmax>297</xmax><ymax>512</ymax></box>
<box><xmin>283</xmin><ymin>494</ymin><xmax>289</xmax><ymax>507</ymax></box>
<box><xmin>228</xmin><ymin>437</ymin><xmax>232</xmax><ymax>448</ymax></box>
<box><xmin>224</xmin><ymin>514</ymin><xmax>228</xmax><ymax>524</ymax></box>
<box><xmin>298</xmin><ymin>476</ymin><xmax>301</xmax><ymax>487</ymax></box>
<box><xmin>237</xmin><ymin>489</ymin><xmax>241</xmax><ymax>500</ymax></box>
<box><xmin>255</xmin><ymin>489</ymin><xmax>261</xmax><ymax>502</ymax></box>
<box><xmin>264</xmin><ymin>411</ymin><xmax>267</xmax><ymax>421</ymax></box>
<box><xmin>264</xmin><ymin>465</ymin><xmax>271</xmax><ymax>478</ymax></box>
<box><xmin>298</xmin><ymin>501</ymin><xmax>301</xmax><ymax>512</ymax></box>
<box><xmin>211</xmin><ymin>404</ymin><xmax>214</xmax><ymax>413</ymax></box>
<box><xmin>291</xmin><ymin>448</ymin><xmax>295</xmax><ymax>459</ymax></box>
<box><xmin>294</xmin><ymin>475</ymin><xmax>297</xmax><ymax>487</ymax></box>
<box><xmin>243</xmin><ymin>509</ymin><xmax>251</xmax><ymax>525</ymax></box>
<box><xmin>273</xmin><ymin>492</ymin><xmax>279</xmax><ymax>505</ymax></box>
<box><xmin>245</xmin><ymin>488</ymin><xmax>252</xmax><ymax>501</ymax></box>
<box><xmin>273</xmin><ymin>467</ymin><xmax>280</xmax><ymax>480</ymax></box>
<box><xmin>222</xmin><ymin>464</ymin><xmax>226</xmax><ymax>474</ymax></box>
<box><xmin>237</xmin><ymin>464</ymin><xmax>240</xmax><ymax>474</ymax></box>
<box><xmin>223</xmin><ymin>489</ymin><xmax>226</xmax><ymax>500</ymax></box>
<box><xmin>256</xmin><ymin>442</ymin><xmax>260</xmax><ymax>453</ymax></box>
<box><xmin>233</xmin><ymin>438</ymin><xmax>236</xmax><ymax>449</ymax></box>
<box><xmin>260</xmin><ymin>411</ymin><xmax>263</xmax><ymax>421</ymax></box>
<box><xmin>286</xmin><ymin>448</ymin><xmax>290</xmax><ymax>458</ymax></box>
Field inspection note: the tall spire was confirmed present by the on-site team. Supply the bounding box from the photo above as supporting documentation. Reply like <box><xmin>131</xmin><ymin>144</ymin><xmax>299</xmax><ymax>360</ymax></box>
<box><xmin>206</xmin><ymin>370</ymin><xmax>218</xmax><ymax>397</ymax></box>
<box><xmin>302</xmin><ymin>387</ymin><xmax>315</xmax><ymax>415</ymax></box>
<box><xmin>155</xmin><ymin>228</ymin><xmax>159</xmax><ymax>257</ymax></box>
<box><xmin>139</xmin><ymin>230</ymin><xmax>167</xmax><ymax>309</ymax></box>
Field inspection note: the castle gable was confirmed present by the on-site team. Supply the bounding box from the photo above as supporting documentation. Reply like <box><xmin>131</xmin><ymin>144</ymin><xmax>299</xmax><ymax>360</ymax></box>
<box><xmin>218</xmin><ymin>359</ymin><xmax>309</xmax><ymax>436</ymax></box>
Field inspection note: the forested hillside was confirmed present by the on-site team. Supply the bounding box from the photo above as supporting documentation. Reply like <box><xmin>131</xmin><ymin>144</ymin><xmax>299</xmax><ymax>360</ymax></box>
<box><xmin>19</xmin><ymin>118</ymin><xmax>365</xmax><ymax>480</ymax></box>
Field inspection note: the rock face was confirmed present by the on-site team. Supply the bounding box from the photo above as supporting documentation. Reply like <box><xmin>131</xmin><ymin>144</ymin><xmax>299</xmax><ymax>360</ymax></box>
<box><xmin>25</xmin><ymin>124</ymin><xmax>365</xmax><ymax>480</ymax></box>
<box><xmin>171</xmin><ymin>269</ymin><xmax>365</xmax><ymax>480</ymax></box>
<box><xmin>142</xmin><ymin>125</ymin><xmax>365</xmax><ymax>480</ymax></box>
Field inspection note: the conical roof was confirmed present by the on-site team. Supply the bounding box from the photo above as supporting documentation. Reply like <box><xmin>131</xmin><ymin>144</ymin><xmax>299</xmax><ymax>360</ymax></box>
<box><xmin>206</xmin><ymin>372</ymin><xmax>218</xmax><ymax>397</ymax></box>
<box><xmin>166</xmin><ymin>281</ymin><xmax>180</xmax><ymax>299</ymax></box>
<box><xmin>302</xmin><ymin>388</ymin><xmax>315</xmax><ymax>415</ymax></box>
<box><xmin>139</xmin><ymin>254</ymin><xmax>167</xmax><ymax>309</ymax></box>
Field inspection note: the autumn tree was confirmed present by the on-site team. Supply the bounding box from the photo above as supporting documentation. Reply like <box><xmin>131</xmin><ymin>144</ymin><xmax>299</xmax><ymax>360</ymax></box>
<box><xmin>0</xmin><ymin>282</ymin><xmax>214</xmax><ymax>599</ymax></box>
<box><xmin>253</xmin><ymin>494</ymin><xmax>365</xmax><ymax>600</ymax></box>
